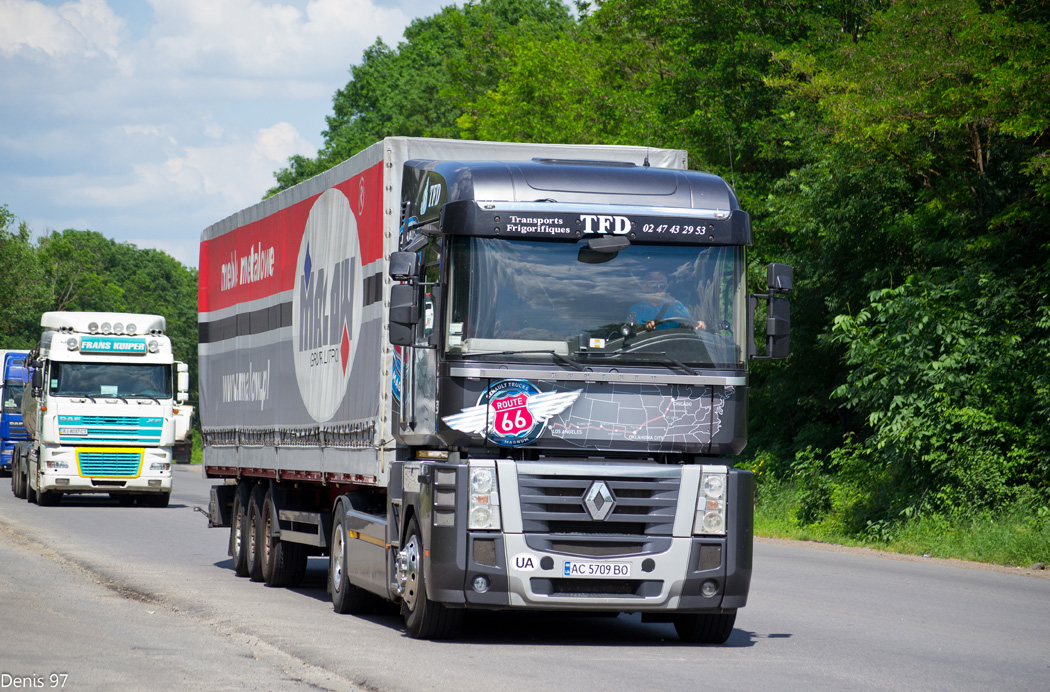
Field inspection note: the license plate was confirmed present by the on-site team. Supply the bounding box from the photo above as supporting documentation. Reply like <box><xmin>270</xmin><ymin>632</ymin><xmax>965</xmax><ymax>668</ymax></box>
<box><xmin>61</xmin><ymin>428</ymin><xmax>89</xmax><ymax>436</ymax></box>
<box><xmin>563</xmin><ymin>560</ymin><xmax>632</xmax><ymax>578</ymax></box>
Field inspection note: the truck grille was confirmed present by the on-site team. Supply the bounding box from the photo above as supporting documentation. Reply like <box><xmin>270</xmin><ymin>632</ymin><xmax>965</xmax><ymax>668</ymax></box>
<box><xmin>59</xmin><ymin>415</ymin><xmax>163</xmax><ymax>444</ymax></box>
<box><xmin>77</xmin><ymin>451</ymin><xmax>142</xmax><ymax>477</ymax></box>
<box><xmin>518</xmin><ymin>472</ymin><xmax>680</xmax><ymax>536</ymax></box>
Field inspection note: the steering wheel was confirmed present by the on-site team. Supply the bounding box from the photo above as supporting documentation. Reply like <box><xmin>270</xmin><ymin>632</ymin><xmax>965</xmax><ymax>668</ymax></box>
<box><xmin>645</xmin><ymin>317</ymin><xmax>696</xmax><ymax>330</ymax></box>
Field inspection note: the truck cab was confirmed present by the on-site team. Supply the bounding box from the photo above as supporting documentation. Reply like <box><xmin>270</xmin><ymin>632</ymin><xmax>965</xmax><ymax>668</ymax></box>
<box><xmin>1</xmin><ymin>351</ymin><xmax>30</xmax><ymax>473</ymax></box>
<box><xmin>13</xmin><ymin>312</ymin><xmax>189</xmax><ymax>506</ymax></box>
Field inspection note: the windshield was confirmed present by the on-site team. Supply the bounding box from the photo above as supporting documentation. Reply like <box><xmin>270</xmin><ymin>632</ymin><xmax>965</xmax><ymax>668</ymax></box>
<box><xmin>49</xmin><ymin>362</ymin><xmax>173</xmax><ymax>399</ymax></box>
<box><xmin>3</xmin><ymin>381</ymin><xmax>24</xmax><ymax>411</ymax></box>
<box><xmin>446</xmin><ymin>237</ymin><xmax>747</xmax><ymax>369</ymax></box>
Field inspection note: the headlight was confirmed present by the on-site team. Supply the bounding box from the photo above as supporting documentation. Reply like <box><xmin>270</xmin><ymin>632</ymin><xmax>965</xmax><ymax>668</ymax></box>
<box><xmin>150</xmin><ymin>462</ymin><xmax>171</xmax><ymax>472</ymax></box>
<box><xmin>468</xmin><ymin>464</ymin><xmax>500</xmax><ymax>530</ymax></box>
<box><xmin>694</xmin><ymin>469</ymin><xmax>727</xmax><ymax>535</ymax></box>
<box><xmin>46</xmin><ymin>459</ymin><xmax>69</xmax><ymax>469</ymax></box>
<box><xmin>66</xmin><ymin>337</ymin><xmax>79</xmax><ymax>350</ymax></box>
<box><xmin>148</xmin><ymin>339</ymin><xmax>159</xmax><ymax>353</ymax></box>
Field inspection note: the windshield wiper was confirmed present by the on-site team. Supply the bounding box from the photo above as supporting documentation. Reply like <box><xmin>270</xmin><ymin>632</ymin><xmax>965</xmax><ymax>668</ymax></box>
<box><xmin>469</xmin><ymin>350</ymin><xmax>584</xmax><ymax>371</ymax></box>
<box><xmin>573</xmin><ymin>350</ymin><xmax>697</xmax><ymax>376</ymax></box>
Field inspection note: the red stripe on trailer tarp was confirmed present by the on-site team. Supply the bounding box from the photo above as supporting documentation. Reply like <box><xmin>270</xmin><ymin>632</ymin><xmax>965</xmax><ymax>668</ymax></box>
<box><xmin>198</xmin><ymin>162</ymin><xmax>384</xmax><ymax>314</ymax></box>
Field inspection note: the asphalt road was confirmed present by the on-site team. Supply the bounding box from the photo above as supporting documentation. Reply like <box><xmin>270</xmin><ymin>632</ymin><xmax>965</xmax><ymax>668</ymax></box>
<box><xmin>1</xmin><ymin>464</ymin><xmax>1047</xmax><ymax>692</ymax></box>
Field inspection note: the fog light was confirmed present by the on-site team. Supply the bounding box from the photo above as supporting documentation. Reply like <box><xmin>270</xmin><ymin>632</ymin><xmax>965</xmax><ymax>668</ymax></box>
<box><xmin>56</xmin><ymin>478</ymin><xmax>70</xmax><ymax>486</ymax></box>
<box><xmin>472</xmin><ymin>576</ymin><xmax>490</xmax><ymax>593</ymax></box>
<box><xmin>701</xmin><ymin>580</ymin><xmax>719</xmax><ymax>597</ymax></box>
<box><xmin>470</xmin><ymin>505</ymin><xmax>493</xmax><ymax>528</ymax></box>
<box><xmin>148</xmin><ymin>479</ymin><xmax>162</xmax><ymax>487</ymax></box>
<box><xmin>702</xmin><ymin>511</ymin><xmax>725</xmax><ymax>534</ymax></box>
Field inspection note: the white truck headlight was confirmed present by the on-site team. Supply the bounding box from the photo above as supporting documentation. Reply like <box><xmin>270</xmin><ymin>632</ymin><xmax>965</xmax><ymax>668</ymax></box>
<box><xmin>695</xmin><ymin>469</ymin><xmax>728</xmax><ymax>535</ymax></box>
<box><xmin>468</xmin><ymin>464</ymin><xmax>500</xmax><ymax>530</ymax></box>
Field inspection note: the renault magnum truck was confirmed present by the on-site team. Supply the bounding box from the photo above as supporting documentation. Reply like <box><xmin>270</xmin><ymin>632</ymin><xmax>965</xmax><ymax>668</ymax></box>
<box><xmin>12</xmin><ymin>312</ymin><xmax>190</xmax><ymax>506</ymax></box>
<box><xmin>201</xmin><ymin>137</ymin><xmax>791</xmax><ymax>643</ymax></box>
<box><xmin>1</xmin><ymin>350</ymin><xmax>29</xmax><ymax>474</ymax></box>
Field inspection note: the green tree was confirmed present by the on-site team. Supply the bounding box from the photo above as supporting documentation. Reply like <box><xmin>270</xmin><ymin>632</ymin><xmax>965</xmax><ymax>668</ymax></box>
<box><xmin>269</xmin><ymin>0</ymin><xmax>572</xmax><ymax>194</ymax></box>
<box><xmin>0</xmin><ymin>205</ymin><xmax>48</xmax><ymax>348</ymax></box>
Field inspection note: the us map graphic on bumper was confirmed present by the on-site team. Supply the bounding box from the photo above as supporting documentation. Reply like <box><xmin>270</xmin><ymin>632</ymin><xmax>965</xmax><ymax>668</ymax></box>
<box><xmin>545</xmin><ymin>383</ymin><xmax>733</xmax><ymax>451</ymax></box>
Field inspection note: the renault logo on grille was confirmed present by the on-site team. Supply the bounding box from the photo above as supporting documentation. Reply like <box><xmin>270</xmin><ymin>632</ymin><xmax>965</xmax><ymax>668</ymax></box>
<box><xmin>583</xmin><ymin>481</ymin><xmax>615</xmax><ymax>521</ymax></box>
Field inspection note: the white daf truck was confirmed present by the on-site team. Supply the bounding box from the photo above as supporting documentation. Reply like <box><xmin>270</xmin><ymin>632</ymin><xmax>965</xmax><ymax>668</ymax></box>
<box><xmin>12</xmin><ymin>312</ymin><xmax>190</xmax><ymax>507</ymax></box>
<box><xmin>201</xmin><ymin>137</ymin><xmax>791</xmax><ymax>642</ymax></box>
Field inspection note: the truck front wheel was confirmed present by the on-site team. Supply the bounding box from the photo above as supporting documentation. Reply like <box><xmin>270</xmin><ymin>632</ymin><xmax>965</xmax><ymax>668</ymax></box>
<box><xmin>673</xmin><ymin>611</ymin><xmax>737</xmax><ymax>644</ymax></box>
<box><xmin>36</xmin><ymin>489</ymin><xmax>61</xmax><ymax>506</ymax></box>
<box><xmin>399</xmin><ymin>517</ymin><xmax>463</xmax><ymax>639</ymax></box>
<box><xmin>329</xmin><ymin>502</ymin><xmax>378</xmax><ymax>614</ymax></box>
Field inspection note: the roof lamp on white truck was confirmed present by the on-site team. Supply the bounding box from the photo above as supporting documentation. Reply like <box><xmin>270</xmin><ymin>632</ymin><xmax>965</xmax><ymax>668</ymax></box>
<box><xmin>13</xmin><ymin>312</ymin><xmax>189</xmax><ymax>507</ymax></box>
<box><xmin>200</xmin><ymin>137</ymin><xmax>792</xmax><ymax>642</ymax></box>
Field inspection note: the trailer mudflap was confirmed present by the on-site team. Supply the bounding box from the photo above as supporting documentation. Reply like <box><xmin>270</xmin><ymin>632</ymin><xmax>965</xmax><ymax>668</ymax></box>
<box><xmin>209</xmin><ymin>484</ymin><xmax>236</xmax><ymax>528</ymax></box>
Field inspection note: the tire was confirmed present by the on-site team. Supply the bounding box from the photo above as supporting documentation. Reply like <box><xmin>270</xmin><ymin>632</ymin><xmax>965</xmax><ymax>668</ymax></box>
<box><xmin>673</xmin><ymin>611</ymin><xmax>737</xmax><ymax>644</ymax></box>
<box><xmin>229</xmin><ymin>482</ymin><xmax>251</xmax><ymax>577</ymax></box>
<box><xmin>261</xmin><ymin>489</ymin><xmax>307</xmax><ymax>588</ymax></box>
<box><xmin>246</xmin><ymin>483</ymin><xmax>267</xmax><ymax>582</ymax></box>
<box><xmin>26</xmin><ymin>470</ymin><xmax>37</xmax><ymax>504</ymax></box>
<box><xmin>400</xmin><ymin>516</ymin><xmax>463</xmax><ymax>639</ymax></box>
<box><xmin>330</xmin><ymin>502</ymin><xmax>378</xmax><ymax>614</ymax></box>
<box><xmin>11</xmin><ymin>453</ymin><xmax>23</xmax><ymax>499</ymax></box>
<box><xmin>140</xmin><ymin>493</ymin><xmax>170</xmax><ymax>508</ymax></box>
<box><xmin>36</xmin><ymin>489</ymin><xmax>61</xmax><ymax>506</ymax></box>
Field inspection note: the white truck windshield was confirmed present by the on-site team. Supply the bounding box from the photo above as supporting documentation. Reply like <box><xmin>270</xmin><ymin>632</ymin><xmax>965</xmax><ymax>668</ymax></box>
<box><xmin>447</xmin><ymin>237</ymin><xmax>747</xmax><ymax>369</ymax></box>
<box><xmin>49</xmin><ymin>362</ymin><xmax>173</xmax><ymax>399</ymax></box>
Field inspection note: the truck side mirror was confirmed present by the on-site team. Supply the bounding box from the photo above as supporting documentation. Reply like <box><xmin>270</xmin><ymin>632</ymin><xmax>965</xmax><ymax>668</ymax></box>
<box><xmin>749</xmin><ymin>263</ymin><xmax>793</xmax><ymax>360</ymax></box>
<box><xmin>766</xmin><ymin>296</ymin><xmax>790</xmax><ymax>359</ymax></box>
<box><xmin>389</xmin><ymin>283</ymin><xmax>419</xmax><ymax>347</ymax></box>
<box><xmin>389</xmin><ymin>252</ymin><xmax>419</xmax><ymax>282</ymax></box>
<box><xmin>176</xmin><ymin>362</ymin><xmax>190</xmax><ymax>403</ymax></box>
<box><xmin>31</xmin><ymin>368</ymin><xmax>42</xmax><ymax>395</ymax></box>
<box><xmin>767</xmin><ymin>263</ymin><xmax>793</xmax><ymax>293</ymax></box>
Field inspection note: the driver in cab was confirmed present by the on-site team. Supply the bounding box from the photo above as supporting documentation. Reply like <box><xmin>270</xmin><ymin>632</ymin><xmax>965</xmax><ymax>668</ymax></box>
<box><xmin>628</xmin><ymin>271</ymin><xmax>706</xmax><ymax>332</ymax></box>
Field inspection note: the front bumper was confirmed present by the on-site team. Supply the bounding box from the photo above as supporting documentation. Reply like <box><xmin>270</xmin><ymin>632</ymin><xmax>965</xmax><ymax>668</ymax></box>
<box><xmin>38</xmin><ymin>445</ymin><xmax>173</xmax><ymax>494</ymax></box>
<box><xmin>402</xmin><ymin>459</ymin><xmax>753</xmax><ymax>614</ymax></box>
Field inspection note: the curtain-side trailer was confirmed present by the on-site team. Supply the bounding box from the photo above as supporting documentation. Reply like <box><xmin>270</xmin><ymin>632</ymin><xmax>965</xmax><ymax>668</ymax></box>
<box><xmin>201</xmin><ymin>137</ymin><xmax>791</xmax><ymax>642</ymax></box>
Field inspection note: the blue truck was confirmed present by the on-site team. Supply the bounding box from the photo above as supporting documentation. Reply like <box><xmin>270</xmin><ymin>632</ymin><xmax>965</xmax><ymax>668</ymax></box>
<box><xmin>1</xmin><ymin>350</ymin><xmax>30</xmax><ymax>475</ymax></box>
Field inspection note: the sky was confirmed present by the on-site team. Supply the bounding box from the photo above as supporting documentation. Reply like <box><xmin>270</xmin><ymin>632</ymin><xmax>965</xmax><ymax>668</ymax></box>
<box><xmin>0</xmin><ymin>0</ymin><xmax>450</xmax><ymax>268</ymax></box>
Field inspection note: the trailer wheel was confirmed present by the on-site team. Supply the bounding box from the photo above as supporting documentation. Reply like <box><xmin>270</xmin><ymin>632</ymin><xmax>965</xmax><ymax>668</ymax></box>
<box><xmin>673</xmin><ymin>611</ymin><xmax>736</xmax><ymax>644</ymax></box>
<box><xmin>261</xmin><ymin>489</ymin><xmax>307</xmax><ymax>588</ymax></box>
<box><xmin>246</xmin><ymin>484</ymin><xmax>267</xmax><ymax>582</ymax></box>
<box><xmin>329</xmin><ymin>502</ymin><xmax>377</xmax><ymax>614</ymax></box>
<box><xmin>400</xmin><ymin>517</ymin><xmax>463</xmax><ymax>639</ymax></box>
<box><xmin>229</xmin><ymin>482</ymin><xmax>251</xmax><ymax>577</ymax></box>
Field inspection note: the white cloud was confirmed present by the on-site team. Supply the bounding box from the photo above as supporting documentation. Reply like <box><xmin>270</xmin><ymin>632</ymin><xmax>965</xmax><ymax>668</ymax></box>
<box><xmin>145</xmin><ymin>0</ymin><xmax>412</xmax><ymax>77</ymax></box>
<box><xmin>0</xmin><ymin>0</ymin><xmax>453</xmax><ymax>267</ymax></box>
<box><xmin>0</xmin><ymin>0</ymin><xmax>124</xmax><ymax>59</ymax></box>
